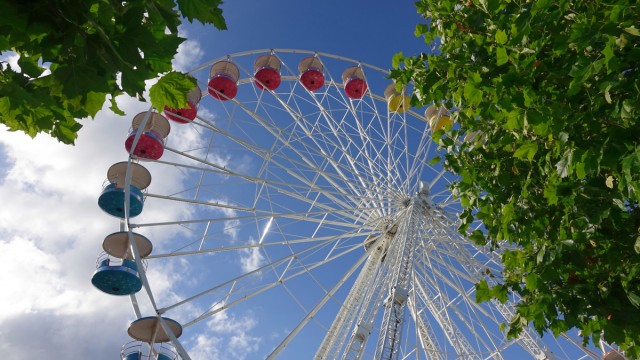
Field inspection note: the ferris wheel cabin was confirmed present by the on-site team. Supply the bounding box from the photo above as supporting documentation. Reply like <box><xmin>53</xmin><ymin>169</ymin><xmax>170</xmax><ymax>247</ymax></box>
<box><xmin>254</xmin><ymin>54</ymin><xmax>282</xmax><ymax>91</ymax></box>
<box><xmin>124</xmin><ymin>112</ymin><xmax>171</xmax><ymax>160</ymax></box>
<box><xmin>91</xmin><ymin>255</ymin><xmax>141</xmax><ymax>295</ymax></box>
<box><xmin>98</xmin><ymin>162</ymin><xmax>151</xmax><ymax>218</ymax></box>
<box><xmin>342</xmin><ymin>66</ymin><xmax>368</xmax><ymax>99</ymax></box>
<box><xmin>164</xmin><ymin>86</ymin><xmax>202</xmax><ymax>123</ymax></box>
<box><xmin>384</xmin><ymin>83</ymin><xmax>411</xmax><ymax>113</ymax></box>
<box><xmin>123</xmin><ymin>316</ymin><xmax>182</xmax><ymax>360</ymax></box>
<box><xmin>127</xmin><ymin>316</ymin><xmax>183</xmax><ymax>343</ymax></box>
<box><xmin>121</xmin><ymin>341</ymin><xmax>178</xmax><ymax>360</ymax></box>
<box><xmin>298</xmin><ymin>56</ymin><xmax>325</xmax><ymax>91</ymax></box>
<box><xmin>91</xmin><ymin>232</ymin><xmax>152</xmax><ymax>295</ymax></box>
<box><xmin>425</xmin><ymin>104</ymin><xmax>452</xmax><ymax>133</ymax></box>
<box><xmin>208</xmin><ymin>60</ymin><xmax>240</xmax><ymax>100</ymax></box>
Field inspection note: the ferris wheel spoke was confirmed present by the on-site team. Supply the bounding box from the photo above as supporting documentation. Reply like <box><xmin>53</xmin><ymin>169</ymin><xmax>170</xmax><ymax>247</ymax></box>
<box><xmin>325</xmin><ymin>114</ymin><xmax>397</xmax><ymax>210</ymax></box>
<box><xmin>315</xmin><ymin>234</ymin><xmax>388</xmax><ymax>360</ymax></box>
<box><xmin>181</xmin><ymin>237</ymin><xmax>367</xmax><ymax>328</ymax></box>
<box><xmin>132</xmin><ymin>206</ymin><xmax>384</xmax><ymax>234</ymax></box>
<box><xmin>145</xmin><ymin>192</ymin><xmax>256</xmax><ymax>211</ymax></box>
<box><xmin>340</xmin><ymin>246</ymin><xmax>396</xmax><ymax>360</ymax></box>
<box><xmin>227</xmin><ymin>98</ymin><xmax>380</xmax><ymax>201</ymax></box>
<box><xmin>263</xmin><ymin>184</ymin><xmax>372</xmax><ymax>224</ymax></box>
<box><xmin>266</xmin><ymin>241</ymin><xmax>373</xmax><ymax>359</ymax></box>
<box><xmin>313</xmin><ymin>70</ymin><xmax>404</xmax><ymax>198</ymax></box>
<box><xmin>382</xmin><ymin>114</ymin><xmax>411</xmax><ymax>194</ymax></box>
<box><xmin>192</xmin><ymin>115</ymin><xmax>393</xmax><ymax>214</ymax></box>
<box><xmin>309</xmin><ymin>118</ymin><xmax>391</xmax><ymax>210</ymax></box>
<box><xmin>153</xmin><ymin>156</ymin><xmax>388</xmax><ymax>212</ymax></box>
<box><xmin>412</xmin><ymin>259</ymin><xmax>507</xmax><ymax>358</ymax></box>
<box><xmin>411</xmin><ymin>223</ymin><xmax>506</xmax><ymax>357</ymax></box>
<box><xmin>145</xmin><ymin>230</ymin><xmax>377</xmax><ymax>259</ymax></box>
<box><xmin>257</xmin><ymin>89</ymin><xmax>397</xmax><ymax>214</ymax></box>
<box><xmin>406</xmin><ymin>126</ymin><xmax>436</xmax><ymax>191</ymax></box>
<box><xmin>424</xmin><ymin>220</ymin><xmax>556</xmax><ymax>358</ymax></box>
<box><xmin>158</xmin><ymin>227</ymin><xmax>361</xmax><ymax>315</ymax></box>
<box><xmin>411</xmin><ymin>262</ymin><xmax>481</xmax><ymax>359</ymax></box>
<box><xmin>204</xmin><ymin>78</ymin><xmax>404</xmax><ymax>215</ymax></box>
<box><xmin>406</xmin><ymin>289</ymin><xmax>445</xmax><ymax>360</ymax></box>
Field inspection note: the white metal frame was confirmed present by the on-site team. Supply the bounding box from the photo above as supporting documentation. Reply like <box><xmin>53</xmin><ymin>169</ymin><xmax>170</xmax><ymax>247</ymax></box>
<box><xmin>116</xmin><ymin>49</ymin><xmax>602</xmax><ymax>360</ymax></box>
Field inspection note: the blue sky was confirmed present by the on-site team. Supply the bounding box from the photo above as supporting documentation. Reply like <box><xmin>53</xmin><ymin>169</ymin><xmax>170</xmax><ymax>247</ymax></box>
<box><xmin>0</xmin><ymin>2</ymin><xmax>605</xmax><ymax>360</ymax></box>
<box><xmin>188</xmin><ymin>0</ymin><xmax>427</xmax><ymax>67</ymax></box>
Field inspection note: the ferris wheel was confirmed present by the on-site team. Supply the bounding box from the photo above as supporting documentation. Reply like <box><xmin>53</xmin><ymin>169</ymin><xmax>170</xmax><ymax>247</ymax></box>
<box><xmin>92</xmin><ymin>49</ymin><xmax>607</xmax><ymax>360</ymax></box>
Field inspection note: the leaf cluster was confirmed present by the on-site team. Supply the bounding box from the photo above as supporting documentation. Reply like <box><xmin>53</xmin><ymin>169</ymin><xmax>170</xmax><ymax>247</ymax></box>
<box><xmin>392</xmin><ymin>0</ymin><xmax>640</xmax><ymax>356</ymax></box>
<box><xmin>0</xmin><ymin>0</ymin><xmax>225</xmax><ymax>143</ymax></box>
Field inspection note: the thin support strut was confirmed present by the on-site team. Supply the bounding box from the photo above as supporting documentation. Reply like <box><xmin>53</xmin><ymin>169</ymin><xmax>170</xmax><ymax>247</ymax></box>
<box><xmin>374</xmin><ymin>197</ymin><xmax>423</xmax><ymax>360</ymax></box>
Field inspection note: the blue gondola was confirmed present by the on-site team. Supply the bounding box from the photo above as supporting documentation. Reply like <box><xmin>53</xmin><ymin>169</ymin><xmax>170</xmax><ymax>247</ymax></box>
<box><xmin>98</xmin><ymin>162</ymin><xmax>151</xmax><ymax>218</ymax></box>
<box><xmin>98</xmin><ymin>183</ymin><xmax>145</xmax><ymax>218</ymax></box>
<box><xmin>91</xmin><ymin>257</ymin><xmax>142</xmax><ymax>295</ymax></box>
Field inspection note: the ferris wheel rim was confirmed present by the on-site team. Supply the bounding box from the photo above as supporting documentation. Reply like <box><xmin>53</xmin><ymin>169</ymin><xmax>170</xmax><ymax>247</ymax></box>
<box><xmin>112</xmin><ymin>49</ymin><xmax>602</xmax><ymax>360</ymax></box>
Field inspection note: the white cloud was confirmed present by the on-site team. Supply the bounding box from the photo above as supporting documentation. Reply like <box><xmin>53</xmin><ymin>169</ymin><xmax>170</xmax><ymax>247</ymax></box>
<box><xmin>173</xmin><ymin>28</ymin><xmax>205</xmax><ymax>73</ymax></box>
<box><xmin>239</xmin><ymin>239</ymin><xmax>266</xmax><ymax>273</ymax></box>
<box><xmin>0</xmin><ymin>99</ymin><xmax>138</xmax><ymax>359</ymax></box>
<box><xmin>0</xmin><ymin>51</ymin><xmax>20</xmax><ymax>72</ymax></box>
<box><xmin>189</xmin><ymin>334</ymin><xmax>223</xmax><ymax>359</ymax></box>
<box><xmin>200</xmin><ymin>196</ymin><xmax>241</xmax><ymax>239</ymax></box>
<box><xmin>229</xmin><ymin>332</ymin><xmax>262</xmax><ymax>359</ymax></box>
<box><xmin>195</xmin><ymin>306</ymin><xmax>261</xmax><ymax>360</ymax></box>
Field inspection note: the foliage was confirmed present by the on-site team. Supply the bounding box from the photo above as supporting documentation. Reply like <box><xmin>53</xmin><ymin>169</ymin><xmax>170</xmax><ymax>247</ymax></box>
<box><xmin>0</xmin><ymin>0</ymin><xmax>226</xmax><ymax>144</ymax></box>
<box><xmin>392</xmin><ymin>0</ymin><xmax>640</xmax><ymax>356</ymax></box>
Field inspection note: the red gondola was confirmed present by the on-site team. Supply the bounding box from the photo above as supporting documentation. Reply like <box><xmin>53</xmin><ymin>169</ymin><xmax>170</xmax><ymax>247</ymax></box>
<box><xmin>208</xmin><ymin>60</ymin><xmax>240</xmax><ymax>101</ymax></box>
<box><xmin>299</xmin><ymin>56</ymin><xmax>324</xmax><ymax>91</ymax></box>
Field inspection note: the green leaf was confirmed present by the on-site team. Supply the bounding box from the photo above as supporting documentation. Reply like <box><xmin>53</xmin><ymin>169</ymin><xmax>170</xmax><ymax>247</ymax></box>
<box><xmin>612</xmin><ymin>198</ymin><xmax>627</xmax><ymax>211</ymax></box>
<box><xmin>532</xmin><ymin>0</ymin><xmax>553</xmax><ymax>13</ymax></box>
<box><xmin>392</xmin><ymin>52</ymin><xmax>404</xmax><ymax>68</ymax></box>
<box><xmin>415</xmin><ymin>23</ymin><xmax>429</xmax><ymax>37</ymax></box>
<box><xmin>555</xmin><ymin>149</ymin><xmax>574</xmax><ymax>178</ymax></box>
<box><xmin>52</xmin><ymin>118</ymin><xmax>82</xmax><ymax>144</ymax></box>
<box><xmin>506</xmin><ymin>110</ymin><xmax>522</xmax><ymax>130</ymax></box>
<box><xmin>635</xmin><ymin>236</ymin><xmax>640</xmax><ymax>254</ymax></box>
<box><xmin>176</xmin><ymin>0</ymin><xmax>227</xmax><ymax>29</ymax></box>
<box><xmin>536</xmin><ymin>245</ymin><xmax>546</xmax><ymax>264</ymax></box>
<box><xmin>575</xmin><ymin>161</ymin><xmax>587</xmax><ymax>179</ymax></box>
<box><xmin>121</xmin><ymin>67</ymin><xmax>148</xmax><ymax>99</ymax></box>
<box><xmin>428</xmin><ymin>156</ymin><xmax>441</xmax><ymax>165</ymax></box>
<box><xmin>469</xmin><ymin>229</ymin><xmax>486</xmax><ymax>245</ymax></box>
<box><xmin>606</xmin><ymin>176</ymin><xmax>615</xmax><ymax>189</ymax></box>
<box><xmin>463</xmin><ymin>82</ymin><xmax>484</xmax><ymax>105</ymax></box>
<box><xmin>475</xmin><ymin>280</ymin><xmax>492</xmax><ymax>303</ymax></box>
<box><xmin>628</xmin><ymin>292</ymin><xmax>640</xmax><ymax>308</ymax></box>
<box><xmin>495</xmin><ymin>29</ymin><xmax>508</xmax><ymax>45</ymax></box>
<box><xmin>143</xmin><ymin>35</ymin><xmax>185</xmax><ymax>73</ymax></box>
<box><xmin>492</xmin><ymin>284</ymin><xmax>509</xmax><ymax>303</ymax></box>
<box><xmin>525</xmin><ymin>273</ymin><xmax>539</xmax><ymax>291</ymax></box>
<box><xmin>84</xmin><ymin>91</ymin><xmax>106</xmax><ymax>117</ymax></box>
<box><xmin>526</xmin><ymin>110</ymin><xmax>550</xmax><ymax>136</ymax></box>
<box><xmin>602</xmin><ymin>37</ymin><xmax>617</xmax><ymax>74</ymax></box>
<box><xmin>149</xmin><ymin>72</ymin><xmax>196</xmax><ymax>110</ymax></box>
<box><xmin>624</xmin><ymin>26</ymin><xmax>640</xmax><ymax>36</ymax></box>
<box><xmin>496</xmin><ymin>47</ymin><xmax>508</xmax><ymax>66</ymax></box>
<box><xmin>17</xmin><ymin>56</ymin><xmax>43</xmax><ymax>78</ymax></box>
<box><xmin>109</xmin><ymin>97</ymin><xmax>125</xmax><ymax>116</ymax></box>
<box><xmin>514</xmin><ymin>142</ymin><xmax>538</xmax><ymax>161</ymax></box>
<box><xmin>544</xmin><ymin>183</ymin><xmax>558</xmax><ymax>205</ymax></box>
<box><xmin>604</xmin><ymin>84</ymin><xmax>612</xmax><ymax>103</ymax></box>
